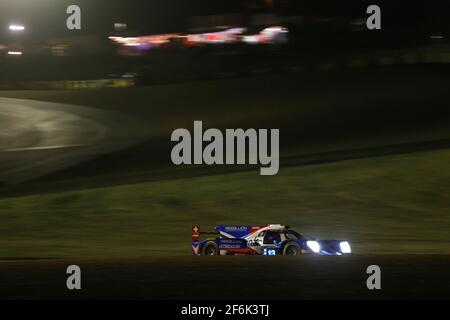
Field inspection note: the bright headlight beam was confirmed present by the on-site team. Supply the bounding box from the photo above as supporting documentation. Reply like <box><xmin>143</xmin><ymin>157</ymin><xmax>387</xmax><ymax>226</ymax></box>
<box><xmin>8</xmin><ymin>51</ymin><xmax>22</xmax><ymax>55</ymax></box>
<box><xmin>306</xmin><ymin>241</ymin><xmax>321</xmax><ymax>253</ymax></box>
<box><xmin>340</xmin><ymin>241</ymin><xmax>352</xmax><ymax>254</ymax></box>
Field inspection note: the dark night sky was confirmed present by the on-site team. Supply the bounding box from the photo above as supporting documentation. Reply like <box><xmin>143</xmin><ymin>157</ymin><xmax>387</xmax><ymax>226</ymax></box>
<box><xmin>0</xmin><ymin>0</ymin><xmax>447</xmax><ymax>41</ymax></box>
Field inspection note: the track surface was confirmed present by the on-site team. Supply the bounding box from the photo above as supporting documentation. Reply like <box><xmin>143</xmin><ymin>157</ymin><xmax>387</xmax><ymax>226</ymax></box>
<box><xmin>0</xmin><ymin>97</ymin><xmax>150</xmax><ymax>185</ymax></box>
<box><xmin>3</xmin><ymin>137</ymin><xmax>450</xmax><ymax>198</ymax></box>
<box><xmin>1</xmin><ymin>66</ymin><xmax>449</xmax><ymax>300</ymax></box>
<box><xmin>0</xmin><ymin>255</ymin><xmax>449</xmax><ymax>299</ymax></box>
<box><xmin>2</xmin><ymin>65</ymin><xmax>450</xmax><ymax>197</ymax></box>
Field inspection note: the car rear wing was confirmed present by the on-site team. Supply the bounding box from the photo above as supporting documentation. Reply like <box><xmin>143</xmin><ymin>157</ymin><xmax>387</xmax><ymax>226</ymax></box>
<box><xmin>192</xmin><ymin>225</ymin><xmax>219</xmax><ymax>242</ymax></box>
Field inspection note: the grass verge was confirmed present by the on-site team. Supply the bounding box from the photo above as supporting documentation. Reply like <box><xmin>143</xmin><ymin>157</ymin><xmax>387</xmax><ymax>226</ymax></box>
<box><xmin>1</xmin><ymin>149</ymin><xmax>449</xmax><ymax>258</ymax></box>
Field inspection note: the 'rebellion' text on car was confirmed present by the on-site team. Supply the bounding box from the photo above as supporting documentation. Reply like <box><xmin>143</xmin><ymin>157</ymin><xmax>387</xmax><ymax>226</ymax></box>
<box><xmin>192</xmin><ymin>224</ymin><xmax>352</xmax><ymax>256</ymax></box>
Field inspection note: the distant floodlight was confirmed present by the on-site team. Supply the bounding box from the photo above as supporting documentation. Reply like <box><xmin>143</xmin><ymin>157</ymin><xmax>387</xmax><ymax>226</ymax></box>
<box><xmin>8</xmin><ymin>51</ymin><xmax>23</xmax><ymax>55</ymax></box>
<box><xmin>9</xmin><ymin>25</ymin><xmax>25</xmax><ymax>31</ymax></box>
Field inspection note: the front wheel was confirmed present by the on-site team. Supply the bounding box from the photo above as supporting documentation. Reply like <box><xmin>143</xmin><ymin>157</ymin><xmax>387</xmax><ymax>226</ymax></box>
<box><xmin>202</xmin><ymin>241</ymin><xmax>219</xmax><ymax>256</ymax></box>
<box><xmin>283</xmin><ymin>242</ymin><xmax>301</xmax><ymax>256</ymax></box>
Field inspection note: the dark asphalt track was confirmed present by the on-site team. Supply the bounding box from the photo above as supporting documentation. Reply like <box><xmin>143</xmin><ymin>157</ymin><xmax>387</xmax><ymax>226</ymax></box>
<box><xmin>0</xmin><ymin>255</ymin><xmax>449</xmax><ymax>299</ymax></box>
<box><xmin>2</xmin><ymin>64</ymin><xmax>450</xmax><ymax>195</ymax></box>
<box><xmin>0</xmin><ymin>97</ymin><xmax>151</xmax><ymax>185</ymax></box>
<box><xmin>0</xmin><ymin>69</ymin><xmax>449</xmax><ymax>300</ymax></box>
<box><xmin>2</xmin><ymin>137</ymin><xmax>450</xmax><ymax>198</ymax></box>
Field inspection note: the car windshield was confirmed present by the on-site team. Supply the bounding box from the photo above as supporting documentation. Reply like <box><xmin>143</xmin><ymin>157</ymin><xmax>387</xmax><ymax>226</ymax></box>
<box><xmin>285</xmin><ymin>230</ymin><xmax>303</xmax><ymax>240</ymax></box>
<box><xmin>263</xmin><ymin>231</ymin><xmax>282</xmax><ymax>244</ymax></box>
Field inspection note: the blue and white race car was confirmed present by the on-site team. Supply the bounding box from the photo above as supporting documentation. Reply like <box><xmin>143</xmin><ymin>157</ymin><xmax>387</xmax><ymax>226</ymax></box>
<box><xmin>192</xmin><ymin>224</ymin><xmax>351</xmax><ymax>256</ymax></box>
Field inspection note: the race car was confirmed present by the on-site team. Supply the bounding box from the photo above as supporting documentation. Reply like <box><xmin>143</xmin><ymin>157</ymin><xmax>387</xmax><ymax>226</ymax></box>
<box><xmin>192</xmin><ymin>224</ymin><xmax>351</xmax><ymax>256</ymax></box>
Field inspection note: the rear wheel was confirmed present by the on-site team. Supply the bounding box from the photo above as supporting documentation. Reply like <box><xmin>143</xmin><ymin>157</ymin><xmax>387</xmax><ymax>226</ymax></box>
<box><xmin>202</xmin><ymin>241</ymin><xmax>219</xmax><ymax>256</ymax></box>
<box><xmin>283</xmin><ymin>242</ymin><xmax>301</xmax><ymax>256</ymax></box>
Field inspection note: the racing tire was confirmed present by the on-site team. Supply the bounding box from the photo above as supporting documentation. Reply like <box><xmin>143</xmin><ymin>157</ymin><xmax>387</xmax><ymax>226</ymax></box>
<box><xmin>202</xmin><ymin>241</ymin><xmax>219</xmax><ymax>256</ymax></box>
<box><xmin>283</xmin><ymin>242</ymin><xmax>301</xmax><ymax>256</ymax></box>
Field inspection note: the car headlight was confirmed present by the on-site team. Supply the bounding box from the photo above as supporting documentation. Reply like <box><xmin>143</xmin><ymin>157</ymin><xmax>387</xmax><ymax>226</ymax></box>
<box><xmin>306</xmin><ymin>241</ymin><xmax>321</xmax><ymax>253</ymax></box>
<box><xmin>340</xmin><ymin>241</ymin><xmax>351</xmax><ymax>254</ymax></box>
